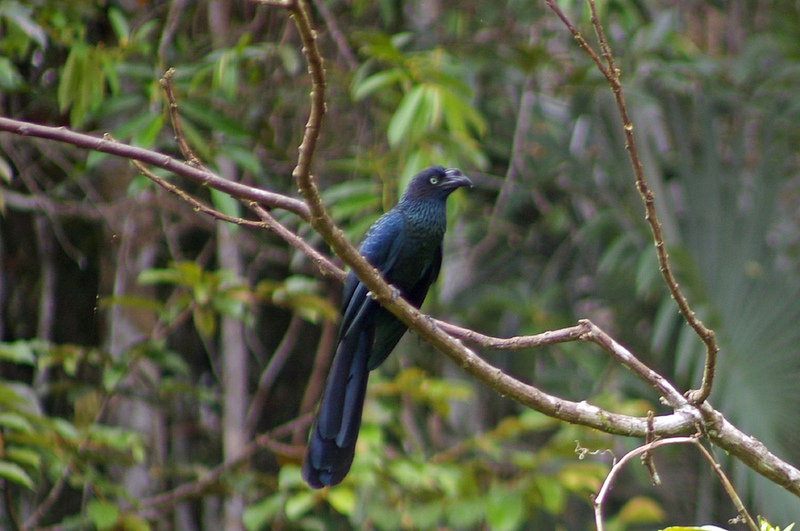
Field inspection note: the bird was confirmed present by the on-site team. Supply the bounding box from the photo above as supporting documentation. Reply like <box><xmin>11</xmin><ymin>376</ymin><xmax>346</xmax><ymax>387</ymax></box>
<box><xmin>302</xmin><ymin>165</ymin><xmax>473</xmax><ymax>489</ymax></box>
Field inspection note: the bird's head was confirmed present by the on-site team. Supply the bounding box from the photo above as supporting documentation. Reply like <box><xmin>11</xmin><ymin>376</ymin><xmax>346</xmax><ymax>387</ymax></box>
<box><xmin>401</xmin><ymin>166</ymin><xmax>473</xmax><ymax>202</ymax></box>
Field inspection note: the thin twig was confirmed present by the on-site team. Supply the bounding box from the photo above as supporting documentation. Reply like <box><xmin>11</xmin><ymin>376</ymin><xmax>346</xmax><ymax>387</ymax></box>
<box><xmin>247</xmin><ymin>202</ymin><xmax>345</xmax><ymax>280</ymax></box>
<box><xmin>641</xmin><ymin>410</ymin><xmax>660</xmax><ymax>485</ymax></box>
<box><xmin>593</xmin><ymin>435</ymin><xmax>757</xmax><ymax>531</ymax></box>
<box><xmin>136</xmin><ymin>413</ymin><xmax>311</xmax><ymax>514</ymax></box>
<box><xmin>544</xmin><ymin>1</ymin><xmax>613</xmax><ymax>82</ymax></box>
<box><xmin>160</xmin><ymin>68</ymin><xmax>203</xmax><ymax>166</ymax></box>
<box><xmin>693</xmin><ymin>441</ymin><xmax>759</xmax><ymax>531</ymax></box>
<box><xmin>245</xmin><ymin>313</ymin><xmax>304</xmax><ymax>434</ymax></box>
<box><xmin>129</xmin><ymin>159</ymin><xmax>264</xmax><ymax>230</ymax></box>
<box><xmin>593</xmin><ymin>436</ymin><xmax>695</xmax><ymax>530</ymax></box>
<box><xmin>309</xmin><ymin>0</ymin><xmax>358</xmax><ymax>70</ymax></box>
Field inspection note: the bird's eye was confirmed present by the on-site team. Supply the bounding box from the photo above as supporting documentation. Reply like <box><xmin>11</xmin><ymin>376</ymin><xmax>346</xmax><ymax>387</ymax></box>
<box><xmin>429</xmin><ymin>177</ymin><xmax>439</xmax><ymax>185</ymax></box>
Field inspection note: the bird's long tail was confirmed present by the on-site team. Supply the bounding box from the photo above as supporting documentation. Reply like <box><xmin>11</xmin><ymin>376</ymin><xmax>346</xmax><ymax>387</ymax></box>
<box><xmin>302</xmin><ymin>323</ymin><xmax>374</xmax><ymax>489</ymax></box>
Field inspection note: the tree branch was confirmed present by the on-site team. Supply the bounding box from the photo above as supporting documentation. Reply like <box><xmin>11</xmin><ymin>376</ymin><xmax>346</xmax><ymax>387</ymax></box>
<box><xmin>593</xmin><ymin>435</ymin><xmax>758</xmax><ymax>531</ymax></box>
<box><xmin>0</xmin><ymin>117</ymin><xmax>310</xmax><ymax>220</ymax></box>
<box><xmin>544</xmin><ymin>0</ymin><xmax>719</xmax><ymax>405</ymax></box>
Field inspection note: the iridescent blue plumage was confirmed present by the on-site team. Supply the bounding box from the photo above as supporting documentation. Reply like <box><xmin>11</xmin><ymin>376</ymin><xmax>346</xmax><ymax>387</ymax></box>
<box><xmin>302</xmin><ymin>166</ymin><xmax>472</xmax><ymax>489</ymax></box>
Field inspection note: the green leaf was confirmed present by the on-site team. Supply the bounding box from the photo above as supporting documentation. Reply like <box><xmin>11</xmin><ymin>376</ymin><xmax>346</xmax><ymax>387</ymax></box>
<box><xmin>485</xmin><ymin>483</ymin><xmax>526</xmax><ymax>531</ymax></box>
<box><xmin>111</xmin><ymin>109</ymin><xmax>163</xmax><ymax>143</ymax></box>
<box><xmin>0</xmin><ymin>156</ymin><xmax>9</xmax><ymax>182</ymax></box>
<box><xmin>220</xmin><ymin>144</ymin><xmax>263</xmax><ymax>176</ymax></box>
<box><xmin>138</xmin><ymin>267</ymin><xmax>185</xmax><ymax>286</ymax></box>
<box><xmin>0</xmin><ymin>2</ymin><xmax>46</xmax><ymax>48</ymax></box>
<box><xmin>0</xmin><ymin>383</ymin><xmax>28</xmax><ymax>409</ymax></box>
<box><xmin>0</xmin><ymin>412</ymin><xmax>34</xmax><ymax>434</ymax></box>
<box><xmin>277</xmin><ymin>465</ymin><xmax>304</xmax><ymax>490</ymax></box>
<box><xmin>0</xmin><ymin>57</ymin><xmax>23</xmax><ymax>90</ymax></box>
<box><xmin>441</xmin><ymin>86</ymin><xmax>487</xmax><ymax>137</ymax></box>
<box><xmin>284</xmin><ymin>491</ymin><xmax>316</xmax><ymax>521</ymax></box>
<box><xmin>134</xmin><ymin>112</ymin><xmax>165</xmax><ymax>148</ymax></box>
<box><xmin>617</xmin><ymin>496</ymin><xmax>665</xmax><ymax>524</ymax></box>
<box><xmin>635</xmin><ymin>246</ymin><xmax>659</xmax><ymax>297</ymax></box>
<box><xmin>326</xmin><ymin>487</ymin><xmax>355</xmax><ymax>516</ymax></box>
<box><xmin>5</xmin><ymin>446</ymin><xmax>42</xmax><ymax>470</ymax></box>
<box><xmin>533</xmin><ymin>475</ymin><xmax>566</xmax><ymax>515</ymax></box>
<box><xmin>387</xmin><ymin>84</ymin><xmax>427</xmax><ymax>147</ymax></box>
<box><xmin>50</xmin><ymin>418</ymin><xmax>79</xmax><ymax>443</ymax></box>
<box><xmin>107</xmin><ymin>7</ymin><xmax>130</xmax><ymax>45</ymax></box>
<box><xmin>447</xmin><ymin>496</ymin><xmax>484</xmax><ymax>528</ymax></box>
<box><xmin>243</xmin><ymin>495</ymin><xmax>284</xmax><ymax>531</ymax></box>
<box><xmin>352</xmin><ymin>68</ymin><xmax>406</xmax><ymax>100</ymax></box>
<box><xmin>0</xmin><ymin>460</ymin><xmax>34</xmax><ymax>489</ymax></box>
<box><xmin>102</xmin><ymin>363</ymin><xmax>127</xmax><ymax>392</ymax></box>
<box><xmin>119</xmin><ymin>513</ymin><xmax>151</xmax><ymax>531</ymax></box>
<box><xmin>0</xmin><ymin>341</ymin><xmax>36</xmax><ymax>365</ymax></box>
<box><xmin>178</xmin><ymin>100</ymin><xmax>249</xmax><ymax>139</ymax></box>
<box><xmin>407</xmin><ymin>500</ymin><xmax>444</xmax><ymax>528</ymax></box>
<box><xmin>86</xmin><ymin>499</ymin><xmax>119</xmax><ymax>530</ymax></box>
<box><xmin>99</xmin><ymin>295</ymin><xmax>164</xmax><ymax>313</ymax></box>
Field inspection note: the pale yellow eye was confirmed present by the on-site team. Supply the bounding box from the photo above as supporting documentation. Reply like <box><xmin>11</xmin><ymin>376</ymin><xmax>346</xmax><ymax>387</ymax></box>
<box><xmin>429</xmin><ymin>177</ymin><xmax>439</xmax><ymax>185</ymax></box>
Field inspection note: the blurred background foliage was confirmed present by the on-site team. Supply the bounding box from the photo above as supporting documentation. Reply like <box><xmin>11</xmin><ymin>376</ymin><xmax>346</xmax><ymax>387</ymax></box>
<box><xmin>1</xmin><ymin>0</ymin><xmax>800</xmax><ymax>529</ymax></box>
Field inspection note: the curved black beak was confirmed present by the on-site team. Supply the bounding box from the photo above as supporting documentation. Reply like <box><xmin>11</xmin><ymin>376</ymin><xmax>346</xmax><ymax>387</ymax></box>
<box><xmin>443</xmin><ymin>168</ymin><xmax>474</xmax><ymax>190</ymax></box>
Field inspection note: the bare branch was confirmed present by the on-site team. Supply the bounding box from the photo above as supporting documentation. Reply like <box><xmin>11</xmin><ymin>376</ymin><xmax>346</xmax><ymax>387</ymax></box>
<box><xmin>160</xmin><ymin>68</ymin><xmax>203</xmax><ymax>167</ymax></box>
<box><xmin>544</xmin><ymin>0</ymin><xmax>719</xmax><ymax>404</ymax></box>
<box><xmin>245</xmin><ymin>313</ymin><xmax>304</xmax><ymax>434</ymax></box>
<box><xmin>0</xmin><ymin>117</ymin><xmax>311</xmax><ymax>220</ymax></box>
<box><xmin>309</xmin><ymin>0</ymin><xmax>358</xmax><ymax>70</ymax></box>
<box><xmin>693</xmin><ymin>441</ymin><xmax>759</xmax><ymax>531</ymax></box>
<box><xmin>247</xmin><ymin>202</ymin><xmax>345</xmax><ymax>281</ymax></box>
<box><xmin>593</xmin><ymin>435</ymin><xmax>758</xmax><ymax>531</ymax></box>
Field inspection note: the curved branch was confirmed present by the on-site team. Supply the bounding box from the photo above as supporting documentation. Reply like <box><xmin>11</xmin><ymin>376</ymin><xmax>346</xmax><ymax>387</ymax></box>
<box><xmin>543</xmin><ymin>0</ymin><xmax>719</xmax><ymax>404</ymax></box>
<box><xmin>593</xmin><ymin>435</ymin><xmax>758</xmax><ymax>531</ymax></box>
<box><xmin>0</xmin><ymin>117</ymin><xmax>310</xmax><ymax>220</ymax></box>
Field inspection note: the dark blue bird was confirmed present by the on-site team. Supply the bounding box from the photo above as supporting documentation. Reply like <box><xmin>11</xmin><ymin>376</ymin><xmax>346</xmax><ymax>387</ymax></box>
<box><xmin>302</xmin><ymin>165</ymin><xmax>472</xmax><ymax>489</ymax></box>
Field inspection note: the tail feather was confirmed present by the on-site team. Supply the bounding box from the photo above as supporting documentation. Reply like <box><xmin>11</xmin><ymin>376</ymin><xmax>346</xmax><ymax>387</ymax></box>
<box><xmin>302</xmin><ymin>324</ymin><xmax>374</xmax><ymax>489</ymax></box>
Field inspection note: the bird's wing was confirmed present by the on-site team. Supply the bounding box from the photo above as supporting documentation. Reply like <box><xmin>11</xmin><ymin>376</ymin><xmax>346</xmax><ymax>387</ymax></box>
<box><xmin>339</xmin><ymin>211</ymin><xmax>406</xmax><ymax>341</ymax></box>
<box><xmin>367</xmin><ymin>244</ymin><xmax>442</xmax><ymax>369</ymax></box>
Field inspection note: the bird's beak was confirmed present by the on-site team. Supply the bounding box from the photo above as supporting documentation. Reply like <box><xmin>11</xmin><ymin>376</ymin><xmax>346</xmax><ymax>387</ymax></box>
<box><xmin>443</xmin><ymin>168</ymin><xmax>473</xmax><ymax>190</ymax></box>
